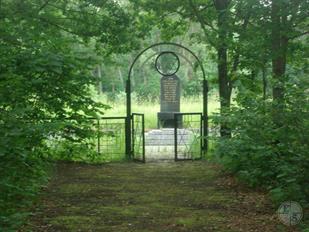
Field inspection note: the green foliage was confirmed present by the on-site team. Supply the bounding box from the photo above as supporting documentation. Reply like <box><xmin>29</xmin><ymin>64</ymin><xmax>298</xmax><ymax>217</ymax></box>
<box><xmin>0</xmin><ymin>0</ymin><xmax>308</xmax><ymax>230</ymax></box>
<box><xmin>0</xmin><ymin>155</ymin><xmax>51</xmax><ymax>231</ymax></box>
<box><xmin>182</xmin><ymin>78</ymin><xmax>203</xmax><ymax>97</ymax></box>
<box><xmin>0</xmin><ymin>0</ymin><xmax>138</xmax><ymax>229</ymax></box>
<box><xmin>213</xmin><ymin>80</ymin><xmax>309</xmax><ymax>205</ymax></box>
<box><xmin>135</xmin><ymin>77</ymin><xmax>161</xmax><ymax>103</ymax></box>
<box><xmin>49</xmin><ymin>119</ymin><xmax>127</xmax><ymax>163</ymax></box>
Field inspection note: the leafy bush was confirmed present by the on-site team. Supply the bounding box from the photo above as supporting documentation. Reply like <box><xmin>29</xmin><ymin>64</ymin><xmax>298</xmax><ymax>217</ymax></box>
<box><xmin>213</xmin><ymin>81</ymin><xmax>309</xmax><ymax>205</ymax></box>
<box><xmin>0</xmin><ymin>5</ymin><xmax>107</xmax><ymax>229</ymax></box>
<box><xmin>135</xmin><ymin>77</ymin><xmax>160</xmax><ymax>103</ymax></box>
<box><xmin>0</xmin><ymin>153</ymin><xmax>51</xmax><ymax>231</ymax></box>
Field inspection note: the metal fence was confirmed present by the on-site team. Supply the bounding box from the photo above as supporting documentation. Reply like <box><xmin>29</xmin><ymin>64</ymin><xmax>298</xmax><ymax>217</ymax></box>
<box><xmin>14</xmin><ymin>117</ymin><xmax>128</xmax><ymax>162</ymax></box>
<box><xmin>97</xmin><ymin>117</ymin><xmax>126</xmax><ymax>160</ymax></box>
<box><xmin>175</xmin><ymin>113</ymin><xmax>203</xmax><ymax>161</ymax></box>
<box><xmin>132</xmin><ymin>113</ymin><xmax>145</xmax><ymax>162</ymax></box>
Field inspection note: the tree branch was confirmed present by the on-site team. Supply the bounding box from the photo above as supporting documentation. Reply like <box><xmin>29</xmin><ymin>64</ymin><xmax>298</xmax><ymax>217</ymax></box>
<box><xmin>229</xmin><ymin>8</ymin><xmax>251</xmax><ymax>83</ymax></box>
<box><xmin>46</xmin><ymin>2</ymin><xmax>108</xmax><ymax>18</ymax></box>
<box><xmin>38</xmin><ymin>0</ymin><xmax>50</xmax><ymax>13</ymax></box>
<box><xmin>199</xmin><ymin>3</ymin><xmax>215</xmax><ymax>12</ymax></box>
<box><xmin>188</xmin><ymin>0</ymin><xmax>216</xmax><ymax>47</ymax></box>
<box><xmin>289</xmin><ymin>30</ymin><xmax>309</xmax><ymax>40</ymax></box>
<box><xmin>36</xmin><ymin>16</ymin><xmax>84</xmax><ymax>37</ymax></box>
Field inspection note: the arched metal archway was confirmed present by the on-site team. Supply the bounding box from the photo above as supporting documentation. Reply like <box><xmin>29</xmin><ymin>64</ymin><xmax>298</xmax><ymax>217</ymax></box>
<box><xmin>126</xmin><ymin>42</ymin><xmax>208</xmax><ymax>160</ymax></box>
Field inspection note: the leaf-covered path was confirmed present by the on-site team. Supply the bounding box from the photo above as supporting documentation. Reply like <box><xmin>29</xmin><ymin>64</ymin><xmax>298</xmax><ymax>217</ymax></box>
<box><xmin>22</xmin><ymin>161</ymin><xmax>291</xmax><ymax>231</ymax></box>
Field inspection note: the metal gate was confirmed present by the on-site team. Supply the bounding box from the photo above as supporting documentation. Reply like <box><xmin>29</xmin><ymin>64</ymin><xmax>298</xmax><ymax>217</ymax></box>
<box><xmin>174</xmin><ymin>113</ymin><xmax>203</xmax><ymax>161</ymax></box>
<box><xmin>132</xmin><ymin>113</ymin><xmax>145</xmax><ymax>162</ymax></box>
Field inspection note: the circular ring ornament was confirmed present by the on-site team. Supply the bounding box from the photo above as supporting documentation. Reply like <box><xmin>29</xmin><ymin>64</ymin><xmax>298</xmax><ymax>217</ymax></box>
<box><xmin>155</xmin><ymin>51</ymin><xmax>180</xmax><ymax>76</ymax></box>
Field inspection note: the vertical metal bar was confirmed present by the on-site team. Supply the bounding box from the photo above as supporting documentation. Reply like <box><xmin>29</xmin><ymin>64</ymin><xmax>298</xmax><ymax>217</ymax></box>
<box><xmin>174</xmin><ymin>113</ymin><xmax>178</xmax><ymax>161</ymax></box>
<box><xmin>97</xmin><ymin>119</ymin><xmax>100</xmax><ymax>154</ymax></box>
<box><xmin>142</xmin><ymin>114</ymin><xmax>145</xmax><ymax>163</ymax></box>
<box><xmin>125</xmin><ymin>80</ymin><xmax>132</xmax><ymax>159</ymax></box>
<box><xmin>132</xmin><ymin>114</ymin><xmax>135</xmax><ymax>159</ymax></box>
<box><xmin>200</xmin><ymin>114</ymin><xmax>203</xmax><ymax>159</ymax></box>
<box><xmin>203</xmin><ymin>80</ymin><xmax>208</xmax><ymax>156</ymax></box>
<box><xmin>157</xmin><ymin>115</ymin><xmax>160</xmax><ymax>129</ymax></box>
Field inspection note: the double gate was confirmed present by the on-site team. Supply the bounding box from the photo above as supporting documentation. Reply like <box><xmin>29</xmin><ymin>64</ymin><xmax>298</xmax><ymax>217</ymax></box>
<box><xmin>131</xmin><ymin>112</ymin><xmax>205</xmax><ymax>162</ymax></box>
<box><xmin>125</xmin><ymin>42</ymin><xmax>209</xmax><ymax>163</ymax></box>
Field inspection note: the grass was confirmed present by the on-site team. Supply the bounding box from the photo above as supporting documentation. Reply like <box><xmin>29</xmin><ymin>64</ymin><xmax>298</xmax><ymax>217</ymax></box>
<box><xmin>98</xmin><ymin>93</ymin><xmax>220</xmax><ymax>129</ymax></box>
<box><xmin>46</xmin><ymin>93</ymin><xmax>221</xmax><ymax>163</ymax></box>
<box><xmin>21</xmin><ymin>161</ymin><xmax>292</xmax><ymax>232</ymax></box>
<box><xmin>73</xmin><ymin>93</ymin><xmax>221</xmax><ymax>162</ymax></box>
<box><xmin>47</xmin><ymin>92</ymin><xmax>220</xmax><ymax>163</ymax></box>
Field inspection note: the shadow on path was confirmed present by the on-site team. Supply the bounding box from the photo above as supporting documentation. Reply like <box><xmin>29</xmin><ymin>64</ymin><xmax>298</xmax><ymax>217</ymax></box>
<box><xmin>22</xmin><ymin>161</ymin><xmax>289</xmax><ymax>231</ymax></box>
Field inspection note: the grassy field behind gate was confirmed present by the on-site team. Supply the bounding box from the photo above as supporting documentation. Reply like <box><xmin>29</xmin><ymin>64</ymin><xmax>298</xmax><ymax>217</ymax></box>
<box><xmin>50</xmin><ymin>93</ymin><xmax>221</xmax><ymax>163</ymax></box>
<box><xmin>98</xmin><ymin>94</ymin><xmax>220</xmax><ymax>129</ymax></box>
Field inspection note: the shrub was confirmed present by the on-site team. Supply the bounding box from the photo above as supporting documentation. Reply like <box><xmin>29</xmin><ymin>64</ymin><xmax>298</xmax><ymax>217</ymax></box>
<box><xmin>213</xmin><ymin>81</ymin><xmax>309</xmax><ymax>206</ymax></box>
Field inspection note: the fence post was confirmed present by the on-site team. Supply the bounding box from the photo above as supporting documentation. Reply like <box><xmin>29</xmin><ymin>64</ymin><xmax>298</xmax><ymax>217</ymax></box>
<box><xmin>125</xmin><ymin>80</ymin><xmax>132</xmax><ymax>159</ymax></box>
<box><xmin>97</xmin><ymin>119</ymin><xmax>100</xmax><ymax>154</ymax></box>
<box><xmin>174</xmin><ymin>114</ymin><xmax>178</xmax><ymax>161</ymax></box>
<box><xmin>142</xmin><ymin>114</ymin><xmax>145</xmax><ymax>163</ymax></box>
<box><xmin>203</xmin><ymin>80</ymin><xmax>208</xmax><ymax>156</ymax></box>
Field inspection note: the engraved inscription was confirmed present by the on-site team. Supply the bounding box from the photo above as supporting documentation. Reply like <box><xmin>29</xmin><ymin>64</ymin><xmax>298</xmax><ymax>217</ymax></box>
<box><xmin>160</xmin><ymin>75</ymin><xmax>180</xmax><ymax>113</ymax></box>
<box><xmin>162</xmin><ymin>79</ymin><xmax>178</xmax><ymax>103</ymax></box>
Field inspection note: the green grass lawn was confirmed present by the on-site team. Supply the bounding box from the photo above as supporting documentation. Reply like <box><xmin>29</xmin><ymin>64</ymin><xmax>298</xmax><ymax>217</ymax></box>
<box><xmin>99</xmin><ymin>94</ymin><xmax>220</xmax><ymax>129</ymax></box>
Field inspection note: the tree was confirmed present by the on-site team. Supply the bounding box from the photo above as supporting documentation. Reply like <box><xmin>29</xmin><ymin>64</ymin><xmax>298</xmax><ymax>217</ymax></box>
<box><xmin>270</xmin><ymin>0</ymin><xmax>308</xmax><ymax>125</ymax></box>
<box><xmin>129</xmin><ymin>0</ymin><xmax>257</xmax><ymax>137</ymax></box>
<box><xmin>0</xmin><ymin>0</ymin><xmax>139</xmax><ymax>229</ymax></box>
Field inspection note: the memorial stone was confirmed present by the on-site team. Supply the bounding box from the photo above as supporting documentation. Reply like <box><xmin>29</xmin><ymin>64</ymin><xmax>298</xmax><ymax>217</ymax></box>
<box><xmin>157</xmin><ymin>74</ymin><xmax>181</xmax><ymax>128</ymax></box>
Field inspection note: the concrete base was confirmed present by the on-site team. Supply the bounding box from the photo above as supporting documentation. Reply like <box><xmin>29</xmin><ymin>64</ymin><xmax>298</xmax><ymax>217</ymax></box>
<box><xmin>157</xmin><ymin>112</ymin><xmax>182</xmax><ymax>128</ymax></box>
<box><xmin>144</xmin><ymin>128</ymin><xmax>194</xmax><ymax>161</ymax></box>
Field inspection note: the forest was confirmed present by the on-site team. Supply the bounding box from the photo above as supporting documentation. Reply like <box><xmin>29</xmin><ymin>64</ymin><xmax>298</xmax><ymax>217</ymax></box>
<box><xmin>0</xmin><ymin>0</ymin><xmax>308</xmax><ymax>231</ymax></box>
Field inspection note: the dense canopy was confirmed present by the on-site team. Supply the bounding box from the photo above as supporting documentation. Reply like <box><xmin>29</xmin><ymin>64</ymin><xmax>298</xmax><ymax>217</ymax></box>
<box><xmin>0</xmin><ymin>0</ymin><xmax>308</xmax><ymax>230</ymax></box>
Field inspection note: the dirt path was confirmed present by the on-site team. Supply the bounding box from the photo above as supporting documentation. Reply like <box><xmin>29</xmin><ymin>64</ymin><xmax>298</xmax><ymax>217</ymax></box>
<box><xmin>22</xmin><ymin>161</ymin><xmax>293</xmax><ymax>232</ymax></box>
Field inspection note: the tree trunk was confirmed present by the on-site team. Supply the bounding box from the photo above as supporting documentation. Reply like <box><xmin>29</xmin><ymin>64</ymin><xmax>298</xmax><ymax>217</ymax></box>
<box><xmin>271</xmin><ymin>0</ymin><xmax>288</xmax><ymax>125</ymax></box>
<box><xmin>214</xmin><ymin>0</ymin><xmax>232</xmax><ymax>137</ymax></box>
<box><xmin>97</xmin><ymin>65</ymin><xmax>102</xmax><ymax>94</ymax></box>
<box><xmin>262</xmin><ymin>63</ymin><xmax>267</xmax><ymax>101</ymax></box>
<box><xmin>118</xmin><ymin>67</ymin><xmax>125</xmax><ymax>90</ymax></box>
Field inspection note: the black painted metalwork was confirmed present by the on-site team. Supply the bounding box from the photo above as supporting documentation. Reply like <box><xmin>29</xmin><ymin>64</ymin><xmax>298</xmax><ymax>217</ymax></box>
<box><xmin>203</xmin><ymin>80</ymin><xmax>208</xmax><ymax>154</ymax></box>
<box><xmin>97</xmin><ymin>119</ymin><xmax>100</xmax><ymax>154</ymax></box>
<box><xmin>126</xmin><ymin>42</ymin><xmax>209</xmax><ymax>159</ymax></box>
<box><xmin>174</xmin><ymin>113</ymin><xmax>203</xmax><ymax>161</ymax></box>
<box><xmin>132</xmin><ymin>113</ymin><xmax>145</xmax><ymax>163</ymax></box>
<box><xmin>125</xmin><ymin>80</ymin><xmax>131</xmax><ymax>159</ymax></box>
<box><xmin>18</xmin><ymin>117</ymin><xmax>127</xmax><ymax>160</ymax></box>
<box><xmin>155</xmin><ymin>51</ymin><xmax>180</xmax><ymax>76</ymax></box>
<box><xmin>97</xmin><ymin>117</ymin><xmax>127</xmax><ymax>160</ymax></box>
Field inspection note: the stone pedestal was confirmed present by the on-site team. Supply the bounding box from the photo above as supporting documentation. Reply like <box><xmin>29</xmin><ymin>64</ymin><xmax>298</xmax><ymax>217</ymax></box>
<box><xmin>157</xmin><ymin>112</ymin><xmax>182</xmax><ymax>128</ymax></box>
